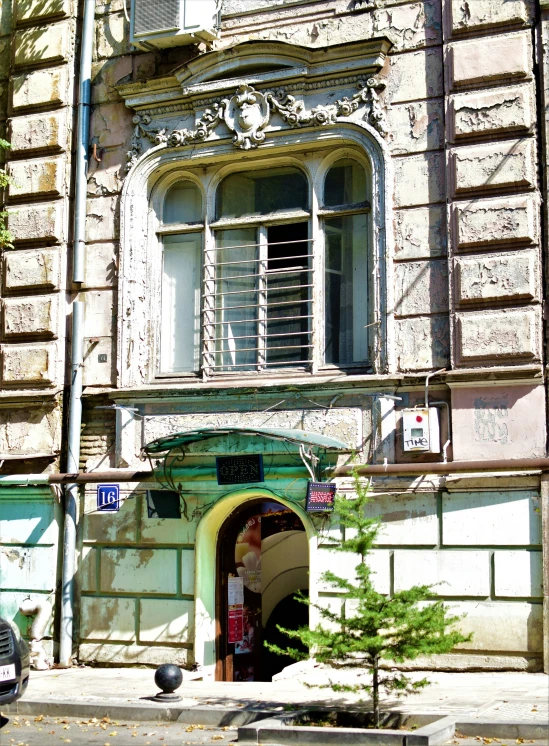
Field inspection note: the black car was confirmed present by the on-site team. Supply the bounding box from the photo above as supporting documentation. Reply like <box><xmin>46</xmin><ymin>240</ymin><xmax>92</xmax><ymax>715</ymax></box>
<box><xmin>0</xmin><ymin>617</ymin><xmax>30</xmax><ymax>706</ymax></box>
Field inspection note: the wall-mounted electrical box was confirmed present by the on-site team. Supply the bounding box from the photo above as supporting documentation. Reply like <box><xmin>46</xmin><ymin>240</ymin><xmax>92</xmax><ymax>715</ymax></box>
<box><xmin>130</xmin><ymin>0</ymin><xmax>220</xmax><ymax>50</ymax></box>
<box><xmin>402</xmin><ymin>408</ymin><xmax>440</xmax><ymax>453</ymax></box>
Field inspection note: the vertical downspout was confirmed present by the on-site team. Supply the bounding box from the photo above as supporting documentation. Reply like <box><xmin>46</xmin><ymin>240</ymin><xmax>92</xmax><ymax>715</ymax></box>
<box><xmin>534</xmin><ymin>0</ymin><xmax>549</xmax><ymax>675</ymax></box>
<box><xmin>59</xmin><ymin>0</ymin><xmax>96</xmax><ymax>668</ymax></box>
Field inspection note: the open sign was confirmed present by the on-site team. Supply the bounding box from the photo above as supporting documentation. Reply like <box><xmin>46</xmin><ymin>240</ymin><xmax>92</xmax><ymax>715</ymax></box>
<box><xmin>97</xmin><ymin>484</ymin><xmax>120</xmax><ymax>512</ymax></box>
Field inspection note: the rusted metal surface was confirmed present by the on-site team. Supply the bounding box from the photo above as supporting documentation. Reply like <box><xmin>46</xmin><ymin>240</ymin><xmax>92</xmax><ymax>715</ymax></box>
<box><xmin>329</xmin><ymin>459</ymin><xmax>549</xmax><ymax>476</ymax></box>
<box><xmin>4</xmin><ymin>456</ymin><xmax>549</xmax><ymax>486</ymax></box>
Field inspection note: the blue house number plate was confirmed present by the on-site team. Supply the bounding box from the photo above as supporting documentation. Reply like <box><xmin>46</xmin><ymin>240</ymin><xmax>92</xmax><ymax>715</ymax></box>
<box><xmin>97</xmin><ymin>484</ymin><xmax>120</xmax><ymax>512</ymax></box>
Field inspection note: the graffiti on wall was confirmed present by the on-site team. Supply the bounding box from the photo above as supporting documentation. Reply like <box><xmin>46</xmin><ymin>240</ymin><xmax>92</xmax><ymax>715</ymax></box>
<box><xmin>473</xmin><ymin>395</ymin><xmax>509</xmax><ymax>444</ymax></box>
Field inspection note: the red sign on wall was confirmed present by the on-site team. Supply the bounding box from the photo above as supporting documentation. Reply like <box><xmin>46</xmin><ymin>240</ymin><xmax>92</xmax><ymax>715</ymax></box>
<box><xmin>306</xmin><ymin>481</ymin><xmax>337</xmax><ymax>512</ymax></box>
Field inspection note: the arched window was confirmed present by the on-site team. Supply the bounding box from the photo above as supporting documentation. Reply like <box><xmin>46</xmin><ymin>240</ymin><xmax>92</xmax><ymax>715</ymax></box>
<box><xmin>154</xmin><ymin>154</ymin><xmax>372</xmax><ymax>378</ymax></box>
<box><xmin>159</xmin><ymin>181</ymin><xmax>203</xmax><ymax>373</ymax></box>
<box><xmin>212</xmin><ymin>166</ymin><xmax>310</xmax><ymax>372</ymax></box>
<box><xmin>163</xmin><ymin>181</ymin><xmax>202</xmax><ymax>224</ymax></box>
<box><xmin>322</xmin><ymin>158</ymin><xmax>369</xmax><ymax>365</ymax></box>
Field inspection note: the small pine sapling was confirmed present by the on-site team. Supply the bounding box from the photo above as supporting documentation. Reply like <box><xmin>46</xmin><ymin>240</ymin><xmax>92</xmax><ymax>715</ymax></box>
<box><xmin>266</xmin><ymin>474</ymin><xmax>471</xmax><ymax>728</ymax></box>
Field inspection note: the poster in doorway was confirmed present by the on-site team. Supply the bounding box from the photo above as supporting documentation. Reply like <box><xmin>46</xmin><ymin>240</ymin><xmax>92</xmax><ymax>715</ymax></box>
<box><xmin>228</xmin><ymin>576</ymin><xmax>244</xmax><ymax>644</ymax></box>
<box><xmin>235</xmin><ymin>606</ymin><xmax>255</xmax><ymax>654</ymax></box>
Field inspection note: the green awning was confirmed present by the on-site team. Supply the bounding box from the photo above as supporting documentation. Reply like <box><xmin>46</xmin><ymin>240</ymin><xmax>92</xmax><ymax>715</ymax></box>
<box><xmin>143</xmin><ymin>426</ymin><xmax>353</xmax><ymax>455</ymax></box>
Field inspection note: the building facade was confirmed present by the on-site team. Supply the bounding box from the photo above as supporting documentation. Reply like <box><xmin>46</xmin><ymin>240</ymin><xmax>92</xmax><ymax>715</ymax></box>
<box><xmin>0</xmin><ymin>0</ymin><xmax>547</xmax><ymax>679</ymax></box>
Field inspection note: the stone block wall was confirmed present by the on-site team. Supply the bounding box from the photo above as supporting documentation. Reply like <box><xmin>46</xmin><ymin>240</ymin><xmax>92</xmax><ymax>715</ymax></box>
<box><xmin>442</xmin><ymin>1</ymin><xmax>541</xmax><ymax>368</ymax></box>
<box><xmin>0</xmin><ymin>0</ymin><xmax>78</xmax><ymax>460</ymax></box>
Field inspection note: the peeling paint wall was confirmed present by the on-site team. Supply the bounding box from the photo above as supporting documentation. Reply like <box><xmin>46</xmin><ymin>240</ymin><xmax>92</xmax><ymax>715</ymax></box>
<box><xmin>0</xmin><ymin>487</ymin><xmax>62</xmax><ymax>658</ymax></box>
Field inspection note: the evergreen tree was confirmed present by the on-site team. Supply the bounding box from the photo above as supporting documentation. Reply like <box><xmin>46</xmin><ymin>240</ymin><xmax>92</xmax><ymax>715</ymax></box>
<box><xmin>266</xmin><ymin>475</ymin><xmax>471</xmax><ymax>728</ymax></box>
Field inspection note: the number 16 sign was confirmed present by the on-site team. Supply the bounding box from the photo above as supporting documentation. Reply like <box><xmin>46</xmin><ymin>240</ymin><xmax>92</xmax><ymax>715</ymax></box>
<box><xmin>97</xmin><ymin>484</ymin><xmax>120</xmax><ymax>512</ymax></box>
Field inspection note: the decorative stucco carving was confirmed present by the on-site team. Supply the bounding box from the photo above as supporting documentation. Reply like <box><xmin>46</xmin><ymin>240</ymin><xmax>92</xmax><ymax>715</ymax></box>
<box><xmin>126</xmin><ymin>78</ymin><xmax>387</xmax><ymax>171</ymax></box>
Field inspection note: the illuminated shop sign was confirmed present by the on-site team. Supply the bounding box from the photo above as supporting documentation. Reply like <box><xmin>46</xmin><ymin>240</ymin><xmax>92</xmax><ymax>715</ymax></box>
<box><xmin>306</xmin><ymin>481</ymin><xmax>336</xmax><ymax>512</ymax></box>
<box><xmin>216</xmin><ymin>455</ymin><xmax>264</xmax><ymax>485</ymax></box>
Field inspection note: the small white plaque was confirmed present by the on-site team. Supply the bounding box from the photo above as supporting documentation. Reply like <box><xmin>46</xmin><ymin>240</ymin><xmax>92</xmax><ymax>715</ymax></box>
<box><xmin>0</xmin><ymin>663</ymin><xmax>16</xmax><ymax>682</ymax></box>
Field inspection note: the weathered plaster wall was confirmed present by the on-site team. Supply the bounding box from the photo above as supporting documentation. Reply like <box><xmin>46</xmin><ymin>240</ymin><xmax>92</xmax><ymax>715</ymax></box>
<box><xmin>79</xmin><ymin>483</ymin><xmax>197</xmax><ymax>666</ymax></box>
<box><xmin>0</xmin><ymin>0</ymin><xmax>545</xmax><ymax>672</ymax></box>
<box><xmin>72</xmin><ymin>0</ymin><xmax>543</xmax><ymax>419</ymax></box>
<box><xmin>0</xmin><ymin>487</ymin><xmax>62</xmax><ymax>658</ymax></box>
<box><xmin>78</xmin><ymin>466</ymin><xmax>543</xmax><ymax>670</ymax></box>
<box><xmin>73</xmin><ymin>0</ymin><xmax>549</xmax><ymax>673</ymax></box>
<box><xmin>319</xmin><ymin>480</ymin><xmax>543</xmax><ymax>670</ymax></box>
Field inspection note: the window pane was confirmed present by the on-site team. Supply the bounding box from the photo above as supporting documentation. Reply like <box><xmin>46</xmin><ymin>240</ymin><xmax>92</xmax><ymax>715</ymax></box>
<box><xmin>217</xmin><ymin>167</ymin><xmax>308</xmax><ymax>219</ymax></box>
<box><xmin>163</xmin><ymin>181</ymin><xmax>202</xmax><ymax>224</ymax></box>
<box><xmin>160</xmin><ymin>234</ymin><xmax>201</xmax><ymax>373</ymax></box>
<box><xmin>215</xmin><ymin>229</ymin><xmax>258</xmax><ymax>371</ymax></box>
<box><xmin>324</xmin><ymin>158</ymin><xmax>367</xmax><ymax>207</ymax></box>
<box><xmin>266</xmin><ymin>223</ymin><xmax>311</xmax><ymax>367</ymax></box>
<box><xmin>324</xmin><ymin>214</ymin><xmax>368</xmax><ymax>364</ymax></box>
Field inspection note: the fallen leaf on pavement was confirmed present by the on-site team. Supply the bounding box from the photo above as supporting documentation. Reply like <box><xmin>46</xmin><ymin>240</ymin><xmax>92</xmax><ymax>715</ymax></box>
<box><xmin>109</xmin><ymin>731</ymin><xmax>118</xmax><ymax>736</ymax></box>
<box><xmin>33</xmin><ymin>715</ymin><xmax>44</xmax><ymax>722</ymax></box>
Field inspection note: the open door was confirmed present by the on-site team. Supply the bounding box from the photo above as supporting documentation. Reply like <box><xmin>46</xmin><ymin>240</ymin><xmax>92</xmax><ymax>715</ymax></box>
<box><xmin>216</xmin><ymin>498</ymin><xmax>308</xmax><ymax>682</ymax></box>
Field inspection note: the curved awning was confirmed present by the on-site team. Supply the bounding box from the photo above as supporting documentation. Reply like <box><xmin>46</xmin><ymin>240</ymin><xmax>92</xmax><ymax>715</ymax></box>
<box><xmin>143</xmin><ymin>426</ymin><xmax>353</xmax><ymax>455</ymax></box>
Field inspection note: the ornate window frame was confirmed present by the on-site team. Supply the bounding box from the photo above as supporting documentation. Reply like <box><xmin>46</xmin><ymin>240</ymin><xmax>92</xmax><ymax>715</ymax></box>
<box><xmin>117</xmin><ymin>41</ymin><xmax>395</xmax><ymax>389</ymax></box>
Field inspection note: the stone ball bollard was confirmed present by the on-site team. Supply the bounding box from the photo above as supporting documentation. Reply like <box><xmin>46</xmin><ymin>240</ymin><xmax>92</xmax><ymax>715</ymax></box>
<box><xmin>152</xmin><ymin>663</ymin><xmax>183</xmax><ymax>702</ymax></box>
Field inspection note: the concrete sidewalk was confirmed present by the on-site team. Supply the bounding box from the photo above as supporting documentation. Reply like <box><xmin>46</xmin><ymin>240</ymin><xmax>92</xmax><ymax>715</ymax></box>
<box><xmin>2</xmin><ymin>667</ymin><xmax>548</xmax><ymax>725</ymax></box>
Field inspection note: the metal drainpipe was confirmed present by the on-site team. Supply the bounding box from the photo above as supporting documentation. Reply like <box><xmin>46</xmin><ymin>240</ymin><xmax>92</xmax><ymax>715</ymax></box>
<box><xmin>73</xmin><ymin>0</ymin><xmax>95</xmax><ymax>285</ymax></box>
<box><xmin>59</xmin><ymin>302</ymin><xmax>84</xmax><ymax>667</ymax></box>
<box><xmin>59</xmin><ymin>0</ymin><xmax>96</xmax><ymax>668</ymax></box>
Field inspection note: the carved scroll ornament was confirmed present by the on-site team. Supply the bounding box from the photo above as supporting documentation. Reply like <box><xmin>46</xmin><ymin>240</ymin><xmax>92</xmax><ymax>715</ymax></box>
<box><xmin>126</xmin><ymin>78</ymin><xmax>387</xmax><ymax>171</ymax></box>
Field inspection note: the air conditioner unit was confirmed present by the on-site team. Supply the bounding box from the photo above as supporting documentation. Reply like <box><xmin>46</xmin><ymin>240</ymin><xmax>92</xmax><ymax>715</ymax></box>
<box><xmin>130</xmin><ymin>0</ymin><xmax>220</xmax><ymax>50</ymax></box>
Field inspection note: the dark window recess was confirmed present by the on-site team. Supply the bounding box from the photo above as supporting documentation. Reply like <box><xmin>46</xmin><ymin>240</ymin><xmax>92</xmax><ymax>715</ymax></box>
<box><xmin>266</xmin><ymin>222</ymin><xmax>310</xmax><ymax>367</ymax></box>
<box><xmin>147</xmin><ymin>490</ymin><xmax>181</xmax><ymax>518</ymax></box>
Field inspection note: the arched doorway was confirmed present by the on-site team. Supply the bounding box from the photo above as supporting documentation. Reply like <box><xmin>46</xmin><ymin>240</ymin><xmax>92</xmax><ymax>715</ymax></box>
<box><xmin>216</xmin><ymin>498</ymin><xmax>309</xmax><ymax>682</ymax></box>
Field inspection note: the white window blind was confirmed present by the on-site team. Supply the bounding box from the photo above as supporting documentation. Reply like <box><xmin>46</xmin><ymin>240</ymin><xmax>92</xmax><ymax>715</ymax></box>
<box><xmin>160</xmin><ymin>235</ymin><xmax>201</xmax><ymax>373</ymax></box>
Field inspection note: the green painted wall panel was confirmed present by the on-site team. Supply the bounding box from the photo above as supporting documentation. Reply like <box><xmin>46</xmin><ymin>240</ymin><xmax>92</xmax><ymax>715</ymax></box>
<box><xmin>0</xmin><ymin>499</ymin><xmax>57</xmax><ymax>544</ymax></box>
<box><xmin>0</xmin><ymin>544</ymin><xmax>57</xmax><ymax>591</ymax></box>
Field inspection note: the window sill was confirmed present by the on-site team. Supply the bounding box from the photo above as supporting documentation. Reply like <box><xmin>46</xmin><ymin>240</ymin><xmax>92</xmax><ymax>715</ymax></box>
<box><xmin>154</xmin><ymin>364</ymin><xmax>373</xmax><ymax>382</ymax></box>
<box><xmin>85</xmin><ymin>368</ymin><xmax>408</xmax><ymax>402</ymax></box>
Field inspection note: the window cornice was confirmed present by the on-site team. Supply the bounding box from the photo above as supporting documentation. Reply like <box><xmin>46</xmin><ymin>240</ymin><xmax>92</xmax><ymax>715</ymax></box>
<box><xmin>117</xmin><ymin>38</ymin><xmax>392</xmax><ymax>172</ymax></box>
<box><xmin>117</xmin><ymin>38</ymin><xmax>392</xmax><ymax>110</ymax></box>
